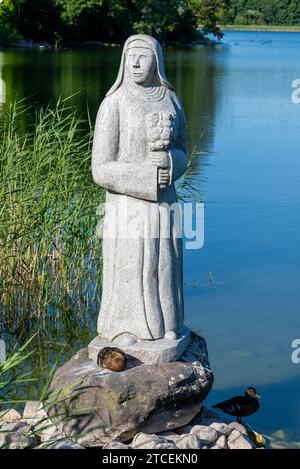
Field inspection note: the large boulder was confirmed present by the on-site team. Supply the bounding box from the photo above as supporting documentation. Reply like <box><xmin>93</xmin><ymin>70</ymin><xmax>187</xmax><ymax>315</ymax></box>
<box><xmin>45</xmin><ymin>332</ymin><xmax>213</xmax><ymax>447</ymax></box>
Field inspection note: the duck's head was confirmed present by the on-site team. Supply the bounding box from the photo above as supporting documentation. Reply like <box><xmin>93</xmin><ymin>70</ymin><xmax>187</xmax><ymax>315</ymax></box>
<box><xmin>245</xmin><ymin>387</ymin><xmax>261</xmax><ymax>399</ymax></box>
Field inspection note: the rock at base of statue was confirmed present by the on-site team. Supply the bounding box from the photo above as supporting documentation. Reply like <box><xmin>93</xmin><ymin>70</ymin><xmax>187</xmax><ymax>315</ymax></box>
<box><xmin>88</xmin><ymin>326</ymin><xmax>191</xmax><ymax>364</ymax></box>
<box><xmin>45</xmin><ymin>332</ymin><xmax>213</xmax><ymax>447</ymax></box>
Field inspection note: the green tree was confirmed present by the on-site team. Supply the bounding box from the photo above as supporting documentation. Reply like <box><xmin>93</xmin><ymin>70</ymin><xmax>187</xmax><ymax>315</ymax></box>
<box><xmin>287</xmin><ymin>0</ymin><xmax>300</xmax><ymax>24</ymax></box>
<box><xmin>56</xmin><ymin>0</ymin><xmax>198</xmax><ymax>42</ymax></box>
<box><xmin>223</xmin><ymin>0</ymin><xmax>300</xmax><ymax>26</ymax></box>
<box><xmin>130</xmin><ymin>0</ymin><xmax>198</xmax><ymax>41</ymax></box>
<box><xmin>0</xmin><ymin>0</ymin><xmax>231</xmax><ymax>44</ymax></box>
<box><xmin>189</xmin><ymin>0</ymin><xmax>230</xmax><ymax>38</ymax></box>
<box><xmin>0</xmin><ymin>0</ymin><xmax>62</xmax><ymax>42</ymax></box>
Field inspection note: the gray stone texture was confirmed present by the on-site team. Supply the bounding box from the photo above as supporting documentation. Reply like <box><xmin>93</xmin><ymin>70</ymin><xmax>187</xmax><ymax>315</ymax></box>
<box><xmin>0</xmin><ymin>422</ymin><xmax>37</xmax><ymax>449</ymax></box>
<box><xmin>88</xmin><ymin>326</ymin><xmax>191</xmax><ymax>364</ymax></box>
<box><xmin>90</xmin><ymin>35</ymin><xmax>189</xmax><ymax>358</ymax></box>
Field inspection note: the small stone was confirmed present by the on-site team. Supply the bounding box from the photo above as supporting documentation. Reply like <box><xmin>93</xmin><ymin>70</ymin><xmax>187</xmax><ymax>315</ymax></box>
<box><xmin>209</xmin><ymin>422</ymin><xmax>228</xmax><ymax>435</ymax></box>
<box><xmin>23</xmin><ymin>401</ymin><xmax>47</xmax><ymax>420</ymax></box>
<box><xmin>210</xmin><ymin>435</ymin><xmax>227</xmax><ymax>449</ymax></box>
<box><xmin>103</xmin><ymin>441</ymin><xmax>129</xmax><ymax>449</ymax></box>
<box><xmin>175</xmin><ymin>434</ymin><xmax>202</xmax><ymax>449</ymax></box>
<box><xmin>35</xmin><ymin>418</ymin><xmax>62</xmax><ymax>443</ymax></box>
<box><xmin>227</xmin><ymin>430</ymin><xmax>255</xmax><ymax>449</ymax></box>
<box><xmin>22</xmin><ymin>401</ymin><xmax>50</xmax><ymax>432</ymax></box>
<box><xmin>190</xmin><ymin>425</ymin><xmax>219</xmax><ymax>446</ymax></box>
<box><xmin>0</xmin><ymin>408</ymin><xmax>22</xmax><ymax>424</ymax></box>
<box><xmin>131</xmin><ymin>432</ymin><xmax>177</xmax><ymax>449</ymax></box>
<box><xmin>227</xmin><ymin>421</ymin><xmax>248</xmax><ymax>436</ymax></box>
<box><xmin>0</xmin><ymin>422</ymin><xmax>37</xmax><ymax>449</ymax></box>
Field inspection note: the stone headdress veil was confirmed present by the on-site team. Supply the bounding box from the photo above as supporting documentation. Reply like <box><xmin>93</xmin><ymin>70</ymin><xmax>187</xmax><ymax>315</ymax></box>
<box><xmin>106</xmin><ymin>34</ymin><xmax>174</xmax><ymax>96</ymax></box>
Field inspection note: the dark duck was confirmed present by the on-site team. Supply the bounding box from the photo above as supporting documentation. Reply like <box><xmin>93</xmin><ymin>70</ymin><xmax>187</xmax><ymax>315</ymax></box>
<box><xmin>212</xmin><ymin>387</ymin><xmax>261</xmax><ymax>423</ymax></box>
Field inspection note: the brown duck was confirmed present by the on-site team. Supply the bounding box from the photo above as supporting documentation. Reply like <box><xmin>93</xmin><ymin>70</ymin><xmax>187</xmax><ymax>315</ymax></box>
<box><xmin>97</xmin><ymin>347</ymin><xmax>127</xmax><ymax>372</ymax></box>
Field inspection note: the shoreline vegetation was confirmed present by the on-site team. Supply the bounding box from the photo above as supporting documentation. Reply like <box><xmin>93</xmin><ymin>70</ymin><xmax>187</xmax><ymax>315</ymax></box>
<box><xmin>2</xmin><ymin>25</ymin><xmax>300</xmax><ymax>50</ymax></box>
<box><xmin>1</xmin><ymin>24</ymin><xmax>300</xmax><ymax>50</ymax></box>
<box><xmin>0</xmin><ymin>35</ymin><xmax>215</xmax><ymax>50</ymax></box>
<box><xmin>222</xmin><ymin>24</ymin><xmax>300</xmax><ymax>32</ymax></box>
<box><xmin>1</xmin><ymin>25</ymin><xmax>300</xmax><ymax>50</ymax></box>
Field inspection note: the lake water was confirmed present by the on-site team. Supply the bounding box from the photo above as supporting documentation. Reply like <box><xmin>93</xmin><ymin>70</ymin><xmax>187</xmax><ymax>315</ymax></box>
<box><xmin>1</xmin><ymin>30</ymin><xmax>300</xmax><ymax>443</ymax></box>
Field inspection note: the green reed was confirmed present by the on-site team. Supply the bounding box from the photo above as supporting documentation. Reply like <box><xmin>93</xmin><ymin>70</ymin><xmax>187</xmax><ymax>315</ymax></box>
<box><xmin>0</xmin><ymin>97</ymin><xmax>203</xmax><ymax>343</ymax></box>
<box><xmin>0</xmin><ymin>98</ymin><xmax>104</xmax><ymax>337</ymax></box>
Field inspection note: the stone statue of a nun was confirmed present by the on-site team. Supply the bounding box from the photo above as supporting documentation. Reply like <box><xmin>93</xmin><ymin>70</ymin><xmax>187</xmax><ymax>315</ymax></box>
<box><xmin>89</xmin><ymin>34</ymin><xmax>190</xmax><ymax>363</ymax></box>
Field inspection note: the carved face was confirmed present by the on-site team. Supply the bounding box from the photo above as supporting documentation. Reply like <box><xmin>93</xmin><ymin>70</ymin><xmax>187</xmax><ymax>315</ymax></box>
<box><xmin>126</xmin><ymin>47</ymin><xmax>156</xmax><ymax>86</ymax></box>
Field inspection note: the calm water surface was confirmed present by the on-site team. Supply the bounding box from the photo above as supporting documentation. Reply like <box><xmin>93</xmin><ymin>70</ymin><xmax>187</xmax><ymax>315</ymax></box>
<box><xmin>1</xmin><ymin>30</ymin><xmax>300</xmax><ymax>442</ymax></box>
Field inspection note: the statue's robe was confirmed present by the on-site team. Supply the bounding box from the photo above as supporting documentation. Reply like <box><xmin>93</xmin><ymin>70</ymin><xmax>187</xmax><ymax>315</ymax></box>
<box><xmin>91</xmin><ymin>85</ymin><xmax>188</xmax><ymax>342</ymax></box>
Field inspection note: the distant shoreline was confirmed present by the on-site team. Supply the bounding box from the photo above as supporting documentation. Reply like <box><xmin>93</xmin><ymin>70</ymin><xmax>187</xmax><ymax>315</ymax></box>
<box><xmin>221</xmin><ymin>25</ymin><xmax>300</xmax><ymax>32</ymax></box>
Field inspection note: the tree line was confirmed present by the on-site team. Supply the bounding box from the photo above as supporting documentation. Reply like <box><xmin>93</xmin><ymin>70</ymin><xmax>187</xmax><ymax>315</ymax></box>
<box><xmin>0</xmin><ymin>0</ymin><xmax>227</xmax><ymax>45</ymax></box>
<box><xmin>0</xmin><ymin>0</ymin><xmax>299</xmax><ymax>47</ymax></box>
<box><xmin>222</xmin><ymin>0</ymin><xmax>300</xmax><ymax>25</ymax></box>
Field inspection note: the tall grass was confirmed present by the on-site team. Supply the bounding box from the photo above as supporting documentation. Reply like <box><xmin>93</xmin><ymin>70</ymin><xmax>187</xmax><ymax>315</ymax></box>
<box><xmin>0</xmin><ymin>335</ymin><xmax>37</xmax><ymax>409</ymax></box>
<box><xmin>0</xmin><ymin>99</ymin><xmax>104</xmax><ymax>339</ymax></box>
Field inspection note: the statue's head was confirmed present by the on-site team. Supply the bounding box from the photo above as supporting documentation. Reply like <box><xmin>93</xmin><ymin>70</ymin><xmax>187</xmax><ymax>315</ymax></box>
<box><xmin>125</xmin><ymin>39</ymin><xmax>156</xmax><ymax>86</ymax></box>
<box><xmin>106</xmin><ymin>34</ymin><xmax>174</xmax><ymax>96</ymax></box>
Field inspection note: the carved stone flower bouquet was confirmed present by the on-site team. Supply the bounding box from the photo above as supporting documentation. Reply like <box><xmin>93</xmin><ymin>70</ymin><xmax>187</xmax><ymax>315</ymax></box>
<box><xmin>145</xmin><ymin>112</ymin><xmax>178</xmax><ymax>188</ymax></box>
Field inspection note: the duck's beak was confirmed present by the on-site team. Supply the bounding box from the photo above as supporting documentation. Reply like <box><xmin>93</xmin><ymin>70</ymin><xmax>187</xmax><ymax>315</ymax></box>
<box><xmin>255</xmin><ymin>393</ymin><xmax>261</xmax><ymax>399</ymax></box>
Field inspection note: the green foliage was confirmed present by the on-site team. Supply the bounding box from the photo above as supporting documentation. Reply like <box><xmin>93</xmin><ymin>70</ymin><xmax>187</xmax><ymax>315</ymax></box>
<box><xmin>55</xmin><ymin>0</ymin><xmax>199</xmax><ymax>42</ymax></box>
<box><xmin>0</xmin><ymin>0</ymin><xmax>62</xmax><ymax>42</ymax></box>
<box><xmin>0</xmin><ymin>0</ymin><xmax>226</xmax><ymax>44</ymax></box>
<box><xmin>130</xmin><ymin>0</ymin><xmax>198</xmax><ymax>42</ymax></box>
<box><xmin>55</xmin><ymin>0</ymin><xmax>110</xmax><ymax>42</ymax></box>
<box><xmin>0</xmin><ymin>25</ymin><xmax>21</xmax><ymax>46</ymax></box>
<box><xmin>0</xmin><ymin>0</ymin><xmax>299</xmax><ymax>41</ymax></box>
<box><xmin>0</xmin><ymin>0</ymin><xmax>21</xmax><ymax>45</ymax></box>
<box><xmin>223</xmin><ymin>0</ymin><xmax>300</xmax><ymax>26</ymax></box>
<box><xmin>189</xmin><ymin>0</ymin><xmax>230</xmax><ymax>39</ymax></box>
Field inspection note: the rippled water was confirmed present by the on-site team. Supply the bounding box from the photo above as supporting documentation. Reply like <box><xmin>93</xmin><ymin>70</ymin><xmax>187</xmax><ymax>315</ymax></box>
<box><xmin>1</xmin><ymin>30</ymin><xmax>300</xmax><ymax>442</ymax></box>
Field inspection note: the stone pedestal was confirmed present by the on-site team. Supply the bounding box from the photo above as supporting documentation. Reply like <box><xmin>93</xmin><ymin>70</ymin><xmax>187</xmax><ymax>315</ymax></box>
<box><xmin>45</xmin><ymin>332</ymin><xmax>213</xmax><ymax>447</ymax></box>
<box><xmin>88</xmin><ymin>326</ymin><xmax>191</xmax><ymax>364</ymax></box>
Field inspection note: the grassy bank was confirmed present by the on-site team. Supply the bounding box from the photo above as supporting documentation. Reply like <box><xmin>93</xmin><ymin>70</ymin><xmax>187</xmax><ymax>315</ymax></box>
<box><xmin>0</xmin><ymin>99</ymin><xmax>104</xmax><ymax>338</ymax></box>
<box><xmin>221</xmin><ymin>24</ymin><xmax>300</xmax><ymax>32</ymax></box>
